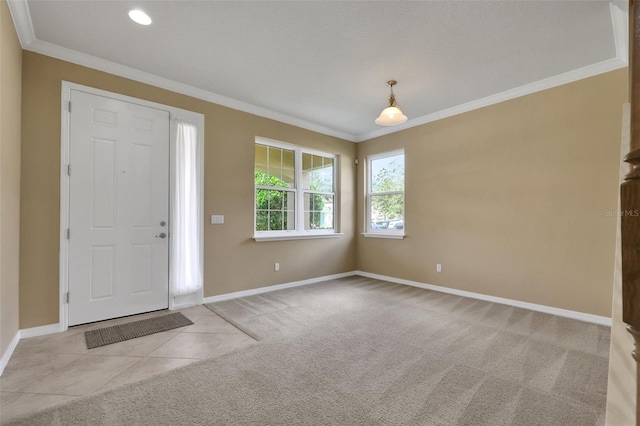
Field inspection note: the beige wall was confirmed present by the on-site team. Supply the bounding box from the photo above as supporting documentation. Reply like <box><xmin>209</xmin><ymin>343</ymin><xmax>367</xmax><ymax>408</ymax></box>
<box><xmin>356</xmin><ymin>69</ymin><xmax>627</xmax><ymax>317</ymax></box>
<box><xmin>20</xmin><ymin>52</ymin><xmax>356</xmax><ymax>329</ymax></box>
<box><xmin>18</xmin><ymin>49</ymin><xmax>626</xmax><ymax>327</ymax></box>
<box><xmin>1</xmin><ymin>0</ymin><xmax>22</xmax><ymax>358</ymax></box>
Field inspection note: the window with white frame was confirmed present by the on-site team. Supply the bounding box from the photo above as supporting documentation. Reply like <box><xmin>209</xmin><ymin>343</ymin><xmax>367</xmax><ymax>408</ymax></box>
<box><xmin>366</xmin><ymin>150</ymin><xmax>405</xmax><ymax>236</ymax></box>
<box><xmin>254</xmin><ymin>138</ymin><xmax>337</xmax><ymax>239</ymax></box>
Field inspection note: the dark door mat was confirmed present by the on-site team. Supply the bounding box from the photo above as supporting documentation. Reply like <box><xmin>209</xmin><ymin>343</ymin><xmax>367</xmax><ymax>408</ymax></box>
<box><xmin>85</xmin><ymin>312</ymin><xmax>193</xmax><ymax>349</ymax></box>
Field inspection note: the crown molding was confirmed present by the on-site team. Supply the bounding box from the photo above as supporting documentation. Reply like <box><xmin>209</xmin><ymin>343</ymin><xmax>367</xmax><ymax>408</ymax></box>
<box><xmin>354</xmin><ymin>56</ymin><xmax>627</xmax><ymax>142</ymax></box>
<box><xmin>610</xmin><ymin>2</ymin><xmax>629</xmax><ymax>65</ymax></box>
<box><xmin>7</xmin><ymin>0</ymin><xmax>629</xmax><ymax>144</ymax></box>
<box><xmin>22</xmin><ymin>38</ymin><xmax>356</xmax><ymax>142</ymax></box>
<box><xmin>6</xmin><ymin>0</ymin><xmax>35</xmax><ymax>47</ymax></box>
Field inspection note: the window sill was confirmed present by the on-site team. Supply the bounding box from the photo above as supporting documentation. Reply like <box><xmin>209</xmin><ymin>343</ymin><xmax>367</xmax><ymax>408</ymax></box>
<box><xmin>254</xmin><ymin>233</ymin><xmax>344</xmax><ymax>242</ymax></box>
<box><xmin>361</xmin><ymin>233</ymin><xmax>406</xmax><ymax>240</ymax></box>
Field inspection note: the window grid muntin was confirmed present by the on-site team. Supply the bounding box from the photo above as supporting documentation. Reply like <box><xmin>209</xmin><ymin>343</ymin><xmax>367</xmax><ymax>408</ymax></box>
<box><xmin>367</xmin><ymin>150</ymin><xmax>405</xmax><ymax>234</ymax></box>
<box><xmin>303</xmin><ymin>192</ymin><xmax>335</xmax><ymax>230</ymax></box>
<box><xmin>255</xmin><ymin>139</ymin><xmax>337</xmax><ymax>235</ymax></box>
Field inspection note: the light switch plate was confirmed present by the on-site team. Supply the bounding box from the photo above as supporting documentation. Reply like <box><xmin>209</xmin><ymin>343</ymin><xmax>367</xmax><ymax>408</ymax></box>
<box><xmin>211</xmin><ymin>215</ymin><xmax>224</xmax><ymax>224</ymax></box>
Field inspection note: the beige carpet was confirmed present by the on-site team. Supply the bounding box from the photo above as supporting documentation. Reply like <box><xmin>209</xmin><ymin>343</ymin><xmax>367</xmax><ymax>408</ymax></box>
<box><xmin>3</xmin><ymin>276</ymin><xmax>609</xmax><ymax>425</ymax></box>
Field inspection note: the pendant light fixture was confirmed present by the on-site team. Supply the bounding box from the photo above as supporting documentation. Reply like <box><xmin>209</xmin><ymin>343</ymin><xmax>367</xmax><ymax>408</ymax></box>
<box><xmin>375</xmin><ymin>80</ymin><xmax>408</xmax><ymax>126</ymax></box>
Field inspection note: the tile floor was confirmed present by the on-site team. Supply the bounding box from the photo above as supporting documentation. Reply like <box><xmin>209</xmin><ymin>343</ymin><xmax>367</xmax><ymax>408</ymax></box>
<box><xmin>0</xmin><ymin>305</ymin><xmax>256</xmax><ymax>423</ymax></box>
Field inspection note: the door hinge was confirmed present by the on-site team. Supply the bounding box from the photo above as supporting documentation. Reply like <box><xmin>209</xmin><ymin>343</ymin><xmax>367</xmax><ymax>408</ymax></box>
<box><xmin>66</xmin><ymin>228</ymin><xmax>70</xmax><ymax>239</ymax></box>
<box><xmin>67</xmin><ymin>101</ymin><xmax>72</xmax><ymax>113</ymax></box>
<box><xmin>65</xmin><ymin>292</ymin><xmax>70</xmax><ymax>304</ymax></box>
<box><xmin>67</xmin><ymin>164</ymin><xmax>71</xmax><ymax>176</ymax></box>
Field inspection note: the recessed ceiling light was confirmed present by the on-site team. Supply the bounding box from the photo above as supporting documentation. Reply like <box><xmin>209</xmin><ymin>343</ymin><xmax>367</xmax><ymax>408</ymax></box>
<box><xmin>129</xmin><ymin>9</ymin><xmax>152</xmax><ymax>26</ymax></box>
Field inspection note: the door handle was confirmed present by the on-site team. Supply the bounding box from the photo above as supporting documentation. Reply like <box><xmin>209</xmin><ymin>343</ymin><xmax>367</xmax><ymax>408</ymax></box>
<box><xmin>156</xmin><ymin>232</ymin><xmax>167</xmax><ymax>239</ymax></box>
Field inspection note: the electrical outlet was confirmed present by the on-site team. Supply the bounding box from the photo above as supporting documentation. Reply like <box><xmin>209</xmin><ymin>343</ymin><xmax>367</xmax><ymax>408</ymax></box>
<box><xmin>210</xmin><ymin>215</ymin><xmax>224</xmax><ymax>224</ymax></box>
<box><xmin>275</xmin><ymin>262</ymin><xmax>280</xmax><ymax>272</ymax></box>
<box><xmin>436</xmin><ymin>264</ymin><xmax>442</xmax><ymax>272</ymax></box>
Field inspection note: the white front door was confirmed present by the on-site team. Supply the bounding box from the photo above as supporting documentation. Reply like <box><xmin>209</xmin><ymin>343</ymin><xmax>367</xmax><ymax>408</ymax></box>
<box><xmin>68</xmin><ymin>90</ymin><xmax>170</xmax><ymax>326</ymax></box>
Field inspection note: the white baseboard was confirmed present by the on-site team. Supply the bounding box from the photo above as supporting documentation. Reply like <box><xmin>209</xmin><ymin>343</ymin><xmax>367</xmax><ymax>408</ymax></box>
<box><xmin>355</xmin><ymin>271</ymin><xmax>612</xmax><ymax>326</ymax></box>
<box><xmin>0</xmin><ymin>331</ymin><xmax>21</xmax><ymax>376</ymax></box>
<box><xmin>4</xmin><ymin>268</ymin><xmax>608</xmax><ymax>375</ymax></box>
<box><xmin>20</xmin><ymin>323</ymin><xmax>65</xmax><ymax>339</ymax></box>
<box><xmin>202</xmin><ymin>269</ymin><xmax>611</xmax><ymax>326</ymax></box>
<box><xmin>203</xmin><ymin>271</ymin><xmax>357</xmax><ymax>304</ymax></box>
<box><xmin>171</xmin><ymin>292</ymin><xmax>203</xmax><ymax>310</ymax></box>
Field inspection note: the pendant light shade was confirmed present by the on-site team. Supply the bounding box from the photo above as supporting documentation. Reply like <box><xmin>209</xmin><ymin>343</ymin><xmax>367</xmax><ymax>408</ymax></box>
<box><xmin>375</xmin><ymin>80</ymin><xmax>408</xmax><ymax>126</ymax></box>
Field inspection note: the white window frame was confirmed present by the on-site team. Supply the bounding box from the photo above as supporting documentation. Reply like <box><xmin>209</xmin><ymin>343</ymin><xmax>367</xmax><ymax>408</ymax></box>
<box><xmin>363</xmin><ymin>149</ymin><xmax>406</xmax><ymax>240</ymax></box>
<box><xmin>253</xmin><ymin>137</ymin><xmax>342</xmax><ymax>242</ymax></box>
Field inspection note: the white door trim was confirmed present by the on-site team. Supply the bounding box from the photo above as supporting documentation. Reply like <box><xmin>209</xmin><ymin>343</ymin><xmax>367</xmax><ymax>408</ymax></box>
<box><xmin>60</xmin><ymin>81</ymin><xmax>204</xmax><ymax>330</ymax></box>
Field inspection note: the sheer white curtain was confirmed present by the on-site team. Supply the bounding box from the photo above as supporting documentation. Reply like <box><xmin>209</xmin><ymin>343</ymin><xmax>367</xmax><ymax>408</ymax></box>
<box><xmin>171</xmin><ymin>119</ymin><xmax>202</xmax><ymax>296</ymax></box>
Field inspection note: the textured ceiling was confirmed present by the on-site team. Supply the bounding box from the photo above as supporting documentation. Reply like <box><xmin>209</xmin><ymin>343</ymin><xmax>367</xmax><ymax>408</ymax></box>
<box><xmin>11</xmin><ymin>0</ymin><xmax>628</xmax><ymax>141</ymax></box>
